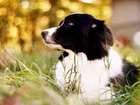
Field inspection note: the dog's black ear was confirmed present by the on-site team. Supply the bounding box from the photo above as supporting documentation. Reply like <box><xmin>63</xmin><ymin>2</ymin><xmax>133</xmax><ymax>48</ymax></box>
<box><xmin>91</xmin><ymin>19</ymin><xmax>113</xmax><ymax>46</ymax></box>
<box><xmin>85</xmin><ymin>18</ymin><xmax>113</xmax><ymax>60</ymax></box>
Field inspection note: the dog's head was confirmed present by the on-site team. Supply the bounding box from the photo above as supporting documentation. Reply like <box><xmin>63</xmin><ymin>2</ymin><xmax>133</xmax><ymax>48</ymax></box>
<box><xmin>41</xmin><ymin>13</ymin><xmax>113</xmax><ymax>60</ymax></box>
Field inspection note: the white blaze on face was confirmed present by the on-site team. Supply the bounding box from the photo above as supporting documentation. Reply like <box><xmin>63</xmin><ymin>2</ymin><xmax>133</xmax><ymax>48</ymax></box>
<box><xmin>42</xmin><ymin>27</ymin><xmax>63</xmax><ymax>50</ymax></box>
<box><xmin>43</xmin><ymin>27</ymin><xmax>56</xmax><ymax>44</ymax></box>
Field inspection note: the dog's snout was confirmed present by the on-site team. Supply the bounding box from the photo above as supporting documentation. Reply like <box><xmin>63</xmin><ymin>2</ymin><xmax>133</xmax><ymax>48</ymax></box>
<box><xmin>41</xmin><ymin>31</ymin><xmax>48</xmax><ymax>38</ymax></box>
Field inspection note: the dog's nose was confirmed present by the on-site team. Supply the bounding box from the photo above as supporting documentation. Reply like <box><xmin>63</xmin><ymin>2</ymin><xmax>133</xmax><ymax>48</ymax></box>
<box><xmin>41</xmin><ymin>31</ymin><xmax>48</xmax><ymax>39</ymax></box>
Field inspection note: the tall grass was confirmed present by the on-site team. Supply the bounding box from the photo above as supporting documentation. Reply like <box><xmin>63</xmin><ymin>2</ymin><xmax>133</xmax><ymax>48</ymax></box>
<box><xmin>0</xmin><ymin>46</ymin><xmax>140</xmax><ymax>105</ymax></box>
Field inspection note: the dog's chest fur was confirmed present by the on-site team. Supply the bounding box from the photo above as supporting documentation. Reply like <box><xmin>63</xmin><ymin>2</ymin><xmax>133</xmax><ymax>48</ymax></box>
<box><xmin>55</xmin><ymin>48</ymin><xmax>123</xmax><ymax>102</ymax></box>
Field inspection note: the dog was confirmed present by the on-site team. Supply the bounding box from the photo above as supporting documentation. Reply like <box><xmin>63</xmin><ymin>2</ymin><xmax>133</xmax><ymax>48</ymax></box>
<box><xmin>41</xmin><ymin>13</ymin><xmax>139</xmax><ymax>103</ymax></box>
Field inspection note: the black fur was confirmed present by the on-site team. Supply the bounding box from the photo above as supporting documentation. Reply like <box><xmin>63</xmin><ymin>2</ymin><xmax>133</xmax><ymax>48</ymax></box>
<box><xmin>52</xmin><ymin>13</ymin><xmax>113</xmax><ymax>60</ymax></box>
<box><xmin>122</xmin><ymin>59</ymin><xmax>139</xmax><ymax>86</ymax></box>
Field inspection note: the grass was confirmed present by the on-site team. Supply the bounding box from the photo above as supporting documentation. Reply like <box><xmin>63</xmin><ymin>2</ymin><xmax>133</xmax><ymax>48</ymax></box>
<box><xmin>0</xmin><ymin>46</ymin><xmax>140</xmax><ymax>105</ymax></box>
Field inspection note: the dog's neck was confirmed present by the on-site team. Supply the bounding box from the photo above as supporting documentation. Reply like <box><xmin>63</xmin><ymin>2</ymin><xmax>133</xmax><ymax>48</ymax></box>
<box><xmin>58</xmin><ymin>46</ymin><xmax>110</xmax><ymax>61</ymax></box>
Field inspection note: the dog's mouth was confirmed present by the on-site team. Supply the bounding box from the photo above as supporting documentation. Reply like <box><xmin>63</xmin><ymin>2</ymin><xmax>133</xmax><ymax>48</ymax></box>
<box><xmin>44</xmin><ymin>39</ymin><xmax>55</xmax><ymax>45</ymax></box>
<box><xmin>42</xmin><ymin>37</ymin><xmax>63</xmax><ymax>50</ymax></box>
<box><xmin>42</xmin><ymin>35</ymin><xmax>56</xmax><ymax>45</ymax></box>
<box><xmin>44</xmin><ymin>41</ymin><xmax>63</xmax><ymax>50</ymax></box>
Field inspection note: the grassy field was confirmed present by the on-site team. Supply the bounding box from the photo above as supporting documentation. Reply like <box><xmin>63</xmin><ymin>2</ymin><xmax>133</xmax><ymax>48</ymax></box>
<box><xmin>0</xmin><ymin>46</ymin><xmax>140</xmax><ymax>105</ymax></box>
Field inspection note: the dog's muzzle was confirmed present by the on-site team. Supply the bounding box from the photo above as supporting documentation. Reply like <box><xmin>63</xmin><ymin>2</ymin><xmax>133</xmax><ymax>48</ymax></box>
<box><xmin>41</xmin><ymin>28</ymin><xmax>57</xmax><ymax>44</ymax></box>
<box><xmin>41</xmin><ymin>28</ymin><xmax>64</xmax><ymax>50</ymax></box>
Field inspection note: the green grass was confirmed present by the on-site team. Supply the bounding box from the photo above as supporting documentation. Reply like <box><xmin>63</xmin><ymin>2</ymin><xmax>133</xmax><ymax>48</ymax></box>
<box><xmin>0</xmin><ymin>46</ymin><xmax>140</xmax><ymax>105</ymax></box>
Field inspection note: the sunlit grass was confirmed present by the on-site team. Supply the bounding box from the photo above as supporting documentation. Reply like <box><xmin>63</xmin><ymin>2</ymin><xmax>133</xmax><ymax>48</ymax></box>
<box><xmin>0</xmin><ymin>46</ymin><xmax>140</xmax><ymax>105</ymax></box>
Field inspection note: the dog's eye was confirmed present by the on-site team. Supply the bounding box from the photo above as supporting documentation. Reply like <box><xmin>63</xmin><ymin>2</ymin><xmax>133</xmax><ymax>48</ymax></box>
<box><xmin>65</xmin><ymin>22</ymin><xmax>74</xmax><ymax>27</ymax></box>
<box><xmin>68</xmin><ymin>22</ymin><xmax>74</xmax><ymax>26</ymax></box>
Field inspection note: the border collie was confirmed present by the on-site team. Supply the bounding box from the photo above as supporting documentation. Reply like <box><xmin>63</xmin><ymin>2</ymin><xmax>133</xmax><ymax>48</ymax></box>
<box><xmin>41</xmin><ymin>13</ymin><xmax>138</xmax><ymax>103</ymax></box>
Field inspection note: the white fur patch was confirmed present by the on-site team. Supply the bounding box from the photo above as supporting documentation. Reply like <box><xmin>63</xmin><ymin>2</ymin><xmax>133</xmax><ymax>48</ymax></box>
<box><xmin>42</xmin><ymin>27</ymin><xmax>56</xmax><ymax>44</ymax></box>
<box><xmin>55</xmin><ymin>47</ymin><xmax>123</xmax><ymax>103</ymax></box>
<box><xmin>42</xmin><ymin>27</ymin><xmax>64</xmax><ymax>50</ymax></box>
<box><xmin>44</xmin><ymin>27</ymin><xmax>56</xmax><ymax>37</ymax></box>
